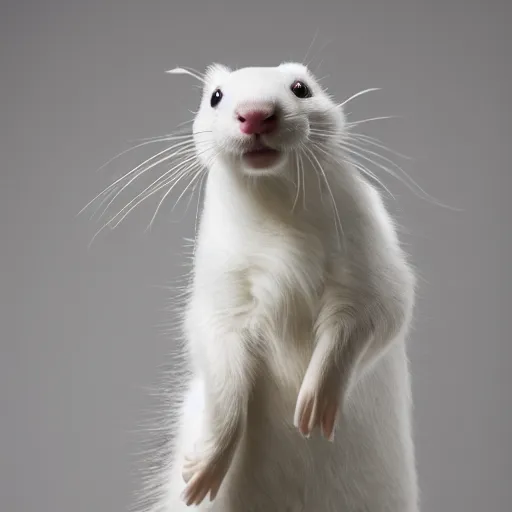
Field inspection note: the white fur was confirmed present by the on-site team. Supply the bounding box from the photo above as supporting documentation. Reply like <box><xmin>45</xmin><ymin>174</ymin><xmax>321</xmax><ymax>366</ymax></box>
<box><xmin>151</xmin><ymin>62</ymin><xmax>419</xmax><ymax>511</ymax></box>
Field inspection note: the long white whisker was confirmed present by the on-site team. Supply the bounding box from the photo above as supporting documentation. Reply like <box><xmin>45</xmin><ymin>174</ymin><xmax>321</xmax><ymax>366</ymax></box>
<box><xmin>292</xmin><ymin>151</ymin><xmax>301</xmax><ymax>212</ymax></box>
<box><xmin>299</xmin><ymin>151</ymin><xmax>307</xmax><ymax>210</ymax></box>
<box><xmin>309</xmin><ymin>127</ymin><xmax>339</xmax><ymax>135</ymax></box>
<box><xmin>311</xmin><ymin>119</ymin><xmax>457</xmax><ymax>208</ymax></box>
<box><xmin>346</xmin><ymin>132</ymin><xmax>412</xmax><ymax>160</ymax></box>
<box><xmin>182</xmin><ymin>166</ymin><xmax>206</xmax><ymax>220</ymax></box>
<box><xmin>79</xmin><ymin>139</ymin><xmax>196</xmax><ymax>217</ymax></box>
<box><xmin>88</xmin><ymin>186</ymin><xmax>120</xmax><ymax>221</ymax></box>
<box><xmin>172</xmin><ymin>167</ymin><xmax>207</xmax><ymax>212</ymax></box>
<box><xmin>338</xmin><ymin>142</ymin><xmax>458</xmax><ymax>209</ymax></box>
<box><xmin>339</xmin><ymin>143</ymin><xmax>410</xmax><ymax>187</ymax></box>
<box><xmin>345</xmin><ymin>115</ymin><xmax>400</xmax><ymax>127</ymax></box>
<box><xmin>348</xmin><ymin>160</ymin><xmax>396</xmax><ymax>199</ymax></box>
<box><xmin>129</xmin><ymin>127</ymin><xmax>210</xmax><ymax>144</ymax></box>
<box><xmin>93</xmin><ymin>137</ymin><xmax>211</xmax><ymax>221</ymax></box>
<box><xmin>194</xmin><ymin>172</ymin><xmax>207</xmax><ymax>239</ymax></box>
<box><xmin>94</xmin><ymin>137</ymin><xmax>183</xmax><ymax>173</ymax></box>
<box><xmin>147</xmin><ymin>149</ymin><xmax>218</xmax><ymax>231</ymax></box>
<box><xmin>302</xmin><ymin>145</ymin><xmax>344</xmax><ymax>252</ymax></box>
<box><xmin>337</xmin><ymin>88</ymin><xmax>381</xmax><ymax>109</ymax></box>
<box><xmin>108</xmin><ymin>167</ymin><xmax>197</xmax><ymax>230</ymax></box>
<box><xmin>311</xmin><ymin>141</ymin><xmax>395</xmax><ymax>199</ymax></box>
<box><xmin>179</xmin><ymin>152</ymin><xmax>218</xmax><ymax>232</ymax></box>
<box><xmin>341</xmin><ymin>140</ymin><xmax>415</xmax><ymax>189</ymax></box>
<box><xmin>146</xmin><ymin>165</ymin><xmax>205</xmax><ymax>230</ymax></box>
<box><xmin>303</xmin><ymin>29</ymin><xmax>319</xmax><ymax>66</ymax></box>
<box><xmin>342</xmin><ymin>139</ymin><xmax>409</xmax><ymax>175</ymax></box>
<box><xmin>93</xmin><ymin>144</ymin><xmax>199</xmax><ymax>223</ymax></box>
<box><xmin>106</xmin><ymin>149</ymin><xmax>210</xmax><ymax>225</ymax></box>
<box><xmin>88</xmin><ymin>158</ymin><xmax>201</xmax><ymax>246</ymax></box>
<box><xmin>107</xmin><ymin>142</ymin><xmax>216</xmax><ymax>227</ymax></box>
<box><xmin>92</xmin><ymin>131</ymin><xmax>199</xmax><ymax>175</ymax></box>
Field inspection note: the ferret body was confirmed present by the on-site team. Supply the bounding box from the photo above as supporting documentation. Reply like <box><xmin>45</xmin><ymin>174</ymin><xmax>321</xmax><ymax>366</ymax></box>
<box><xmin>148</xmin><ymin>63</ymin><xmax>419</xmax><ymax>511</ymax></box>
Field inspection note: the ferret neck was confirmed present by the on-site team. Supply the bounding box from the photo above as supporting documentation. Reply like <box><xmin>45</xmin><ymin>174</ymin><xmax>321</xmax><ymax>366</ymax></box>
<box><xmin>204</xmin><ymin>158</ymin><xmax>325</xmax><ymax>222</ymax></box>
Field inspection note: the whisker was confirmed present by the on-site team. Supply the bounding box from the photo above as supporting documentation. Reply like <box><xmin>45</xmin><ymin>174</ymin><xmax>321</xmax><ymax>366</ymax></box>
<box><xmin>182</xmin><ymin>168</ymin><xmax>205</xmax><ymax>220</ymax></box>
<box><xmin>129</xmin><ymin>127</ymin><xmax>211</xmax><ymax>144</ymax></box>
<box><xmin>113</xmin><ymin>142</ymin><xmax>215</xmax><ymax>220</ymax></box>
<box><xmin>303</xmin><ymin>29</ymin><xmax>320</xmax><ymax>66</ymax></box>
<box><xmin>348</xmin><ymin>160</ymin><xmax>396</xmax><ymax>199</ymax></box>
<box><xmin>104</xmin><ymin>168</ymin><xmax>196</xmax><ymax>233</ymax></box>
<box><xmin>194</xmin><ymin>172</ymin><xmax>207</xmax><ymax>240</ymax></box>
<box><xmin>147</xmin><ymin>164</ymin><xmax>205</xmax><ymax>230</ymax></box>
<box><xmin>93</xmin><ymin>142</ymin><xmax>199</xmax><ymax>222</ymax></box>
<box><xmin>92</xmin><ymin>138</ymin><xmax>212</xmax><ymax>224</ymax></box>
<box><xmin>301</xmin><ymin>144</ymin><xmax>344</xmax><ymax>252</ymax></box>
<box><xmin>337</xmin><ymin>88</ymin><xmax>381</xmax><ymax>109</ymax></box>
<box><xmin>104</xmin><ymin>147</ymin><xmax>213</xmax><ymax>226</ymax></box>
<box><xmin>345</xmin><ymin>115</ymin><xmax>400</xmax><ymax>127</ymax></box>
<box><xmin>283</xmin><ymin>112</ymin><xmax>336</xmax><ymax>126</ymax></box>
<box><xmin>299</xmin><ymin>151</ymin><xmax>307</xmax><ymax>210</ymax></box>
<box><xmin>339</xmin><ymin>143</ymin><xmax>410</xmax><ymax>186</ymax></box>
<box><xmin>309</xmin><ymin>128</ymin><xmax>340</xmax><ymax>140</ymax></box>
<box><xmin>171</xmin><ymin>166</ymin><xmax>208</xmax><ymax>213</ymax></box>
<box><xmin>79</xmin><ymin>139</ymin><xmax>197</xmax><ymax>217</ymax></box>
<box><xmin>125</xmin><ymin>132</ymin><xmax>191</xmax><ymax>145</ymax></box>
<box><xmin>93</xmin><ymin>138</ymin><xmax>182</xmax><ymax>174</ymax></box>
<box><xmin>338</xmin><ymin>142</ymin><xmax>459</xmax><ymax>210</ymax></box>
<box><xmin>310</xmin><ymin>38</ymin><xmax>336</xmax><ymax>73</ymax></box>
<box><xmin>341</xmin><ymin>139</ymin><xmax>410</xmax><ymax>176</ymax></box>
<box><xmin>313</xmin><ymin>57</ymin><xmax>325</xmax><ymax>76</ymax></box>
<box><xmin>87</xmin><ymin>156</ymin><xmax>205</xmax><ymax>247</ymax></box>
<box><xmin>151</xmin><ymin>148</ymin><xmax>222</xmax><ymax>228</ymax></box>
<box><xmin>309</xmin><ymin>118</ymin><xmax>457</xmax><ymax>208</ymax></box>
<box><xmin>346</xmin><ymin>132</ymin><xmax>412</xmax><ymax>161</ymax></box>
<box><xmin>309</xmin><ymin>125</ymin><xmax>338</xmax><ymax>133</ymax></box>
<box><xmin>292</xmin><ymin>151</ymin><xmax>301</xmax><ymax>212</ymax></box>
<box><xmin>88</xmin><ymin>186</ymin><xmax>120</xmax><ymax>221</ymax></box>
<box><xmin>92</xmin><ymin>132</ymin><xmax>199</xmax><ymax>174</ymax></box>
<box><xmin>311</xmin><ymin>140</ymin><xmax>395</xmax><ymax>199</ymax></box>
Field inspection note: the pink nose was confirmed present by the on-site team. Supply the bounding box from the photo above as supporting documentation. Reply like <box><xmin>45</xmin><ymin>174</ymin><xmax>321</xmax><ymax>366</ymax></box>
<box><xmin>236</xmin><ymin>104</ymin><xmax>278</xmax><ymax>135</ymax></box>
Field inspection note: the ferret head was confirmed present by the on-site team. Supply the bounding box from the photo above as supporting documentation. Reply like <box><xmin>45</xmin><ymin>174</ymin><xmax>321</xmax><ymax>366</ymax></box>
<box><xmin>189</xmin><ymin>62</ymin><xmax>346</xmax><ymax>177</ymax></box>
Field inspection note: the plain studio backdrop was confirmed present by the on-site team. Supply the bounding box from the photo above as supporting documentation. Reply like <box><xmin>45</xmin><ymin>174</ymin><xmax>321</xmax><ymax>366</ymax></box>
<box><xmin>1</xmin><ymin>1</ymin><xmax>511</xmax><ymax>511</ymax></box>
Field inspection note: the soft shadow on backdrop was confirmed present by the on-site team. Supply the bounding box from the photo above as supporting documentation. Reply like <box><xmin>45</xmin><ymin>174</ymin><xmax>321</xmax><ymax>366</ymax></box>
<box><xmin>2</xmin><ymin>1</ymin><xmax>511</xmax><ymax>512</ymax></box>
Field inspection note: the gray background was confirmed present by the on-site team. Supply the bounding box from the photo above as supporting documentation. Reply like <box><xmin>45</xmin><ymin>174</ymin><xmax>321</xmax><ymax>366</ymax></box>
<box><xmin>2</xmin><ymin>1</ymin><xmax>511</xmax><ymax>511</ymax></box>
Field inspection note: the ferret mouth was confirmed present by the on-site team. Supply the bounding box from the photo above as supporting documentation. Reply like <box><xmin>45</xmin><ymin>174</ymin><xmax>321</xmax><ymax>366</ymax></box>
<box><xmin>241</xmin><ymin>143</ymin><xmax>282</xmax><ymax>169</ymax></box>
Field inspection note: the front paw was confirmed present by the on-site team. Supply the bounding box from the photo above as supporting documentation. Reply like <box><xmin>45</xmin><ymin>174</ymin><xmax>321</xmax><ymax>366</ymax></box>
<box><xmin>293</xmin><ymin>368</ymin><xmax>342</xmax><ymax>441</ymax></box>
<box><xmin>181</xmin><ymin>441</ymin><xmax>234</xmax><ymax>506</ymax></box>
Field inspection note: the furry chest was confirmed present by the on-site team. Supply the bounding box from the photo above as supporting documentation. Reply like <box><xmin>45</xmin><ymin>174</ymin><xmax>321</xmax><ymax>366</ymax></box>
<box><xmin>243</xmin><ymin>233</ymin><xmax>326</xmax><ymax>346</ymax></box>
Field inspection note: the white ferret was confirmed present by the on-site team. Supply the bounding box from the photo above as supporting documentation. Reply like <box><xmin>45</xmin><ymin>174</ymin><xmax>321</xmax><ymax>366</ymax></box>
<box><xmin>118</xmin><ymin>62</ymin><xmax>420</xmax><ymax>511</ymax></box>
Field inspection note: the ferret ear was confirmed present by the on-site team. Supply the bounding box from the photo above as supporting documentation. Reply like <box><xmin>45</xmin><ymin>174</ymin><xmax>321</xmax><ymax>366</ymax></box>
<box><xmin>205</xmin><ymin>63</ymin><xmax>232</xmax><ymax>82</ymax></box>
<box><xmin>165</xmin><ymin>66</ymin><xmax>206</xmax><ymax>84</ymax></box>
<box><xmin>207</xmin><ymin>63</ymin><xmax>231</xmax><ymax>74</ymax></box>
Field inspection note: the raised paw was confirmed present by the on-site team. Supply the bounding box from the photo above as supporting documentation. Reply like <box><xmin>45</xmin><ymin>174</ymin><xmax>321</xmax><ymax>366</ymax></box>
<box><xmin>293</xmin><ymin>369</ymin><xmax>342</xmax><ymax>440</ymax></box>
<box><xmin>181</xmin><ymin>447</ymin><xmax>231</xmax><ymax>506</ymax></box>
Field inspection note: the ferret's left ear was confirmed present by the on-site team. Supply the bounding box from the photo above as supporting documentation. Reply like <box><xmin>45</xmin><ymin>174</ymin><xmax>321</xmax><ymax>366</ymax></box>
<box><xmin>207</xmin><ymin>63</ymin><xmax>231</xmax><ymax>74</ymax></box>
<box><xmin>204</xmin><ymin>63</ymin><xmax>232</xmax><ymax>82</ymax></box>
<box><xmin>165</xmin><ymin>66</ymin><xmax>206</xmax><ymax>83</ymax></box>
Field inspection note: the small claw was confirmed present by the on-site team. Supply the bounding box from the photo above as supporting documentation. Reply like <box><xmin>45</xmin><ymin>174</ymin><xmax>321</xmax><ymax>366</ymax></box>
<box><xmin>181</xmin><ymin>447</ymin><xmax>231</xmax><ymax>506</ymax></box>
<box><xmin>209</xmin><ymin>474</ymin><xmax>223</xmax><ymax>501</ymax></box>
<box><xmin>321</xmin><ymin>403</ymin><xmax>338</xmax><ymax>441</ymax></box>
<box><xmin>299</xmin><ymin>397</ymin><xmax>315</xmax><ymax>436</ymax></box>
<box><xmin>294</xmin><ymin>384</ymin><xmax>340</xmax><ymax>441</ymax></box>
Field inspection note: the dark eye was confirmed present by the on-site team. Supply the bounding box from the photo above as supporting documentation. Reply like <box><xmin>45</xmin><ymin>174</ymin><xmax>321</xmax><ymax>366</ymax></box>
<box><xmin>210</xmin><ymin>88</ymin><xmax>223</xmax><ymax>108</ymax></box>
<box><xmin>291</xmin><ymin>81</ymin><xmax>312</xmax><ymax>99</ymax></box>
